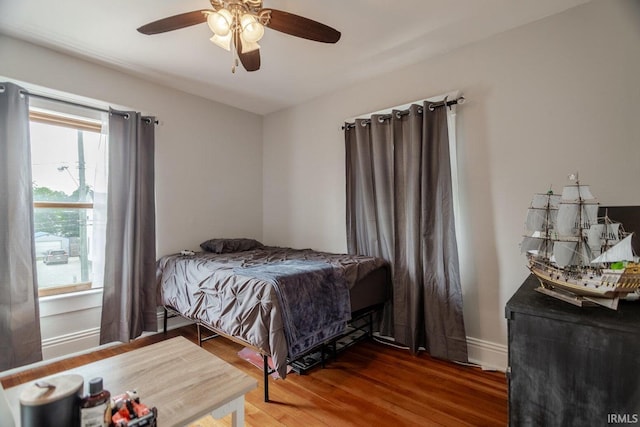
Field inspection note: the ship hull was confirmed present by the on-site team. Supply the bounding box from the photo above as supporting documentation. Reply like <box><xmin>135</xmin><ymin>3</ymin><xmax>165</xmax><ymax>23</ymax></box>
<box><xmin>528</xmin><ymin>259</ymin><xmax>640</xmax><ymax>299</ymax></box>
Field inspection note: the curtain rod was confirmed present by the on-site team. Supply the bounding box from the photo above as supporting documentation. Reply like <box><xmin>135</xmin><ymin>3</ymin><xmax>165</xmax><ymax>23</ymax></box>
<box><xmin>0</xmin><ymin>85</ymin><xmax>159</xmax><ymax>125</ymax></box>
<box><xmin>342</xmin><ymin>96</ymin><xmax>465</xmax><ymax>130</ymax></box>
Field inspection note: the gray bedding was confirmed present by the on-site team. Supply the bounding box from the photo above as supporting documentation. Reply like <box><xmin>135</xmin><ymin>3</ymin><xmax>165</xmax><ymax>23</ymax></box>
<box><xmin>156</xmin><ymin>246</ymin><xmax>387</xmax><ymax>379</ymax></box>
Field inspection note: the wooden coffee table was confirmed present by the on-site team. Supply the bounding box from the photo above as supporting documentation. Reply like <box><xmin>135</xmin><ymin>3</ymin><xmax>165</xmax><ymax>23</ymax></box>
<box><xmin>4</xmin><ymin>336</ymin><xmax>257</xmax><ymax>426</ymax></box>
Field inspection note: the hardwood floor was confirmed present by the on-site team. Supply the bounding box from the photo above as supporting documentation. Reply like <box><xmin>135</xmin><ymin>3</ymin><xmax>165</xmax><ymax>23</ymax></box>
<box><xmin>1</xmin><ymin>326</ymin><xmax>508</xmax><ymax>426</ymax></box>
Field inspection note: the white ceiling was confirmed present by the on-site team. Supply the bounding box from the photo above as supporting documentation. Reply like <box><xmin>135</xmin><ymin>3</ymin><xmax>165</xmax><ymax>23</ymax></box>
<box><xmin>0</xmin><ymin>0</ymin><xmax>590</xmax><ymax>115</ymax></box>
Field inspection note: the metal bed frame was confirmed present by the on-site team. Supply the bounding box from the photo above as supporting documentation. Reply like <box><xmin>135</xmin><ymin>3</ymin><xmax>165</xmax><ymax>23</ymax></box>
<box><xmin>163</xmin><ymin>304</ymin><xmax>382</xmax><ymax>402</ymax></box>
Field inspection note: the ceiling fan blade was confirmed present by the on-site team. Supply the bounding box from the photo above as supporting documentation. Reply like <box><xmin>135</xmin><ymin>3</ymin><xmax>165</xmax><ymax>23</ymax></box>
<box><xmin>238</xmin><ymin>48</ymin><xmax>261</xmax><ymax>72</ymax></box>
<box><xmin>236</xmin><ymin>36</ymin><xmax>261</xmax><ymax>72</ymax></box>
<box><xmin>264</xmin><ymin>9</ymin><xmax>341</xmax><ymax>43</ymax></box>
<box><xmin>137</xmin><ymin>10</ymin><xmax>209</xmax><ymax>35</ymax></box>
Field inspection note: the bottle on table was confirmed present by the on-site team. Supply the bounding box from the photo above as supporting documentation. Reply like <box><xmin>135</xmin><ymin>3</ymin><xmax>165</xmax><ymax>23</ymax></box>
<box><xmin>79</xmin><ymin>377</ymin><xmax>111</xmax><ymax>427</ymax></box>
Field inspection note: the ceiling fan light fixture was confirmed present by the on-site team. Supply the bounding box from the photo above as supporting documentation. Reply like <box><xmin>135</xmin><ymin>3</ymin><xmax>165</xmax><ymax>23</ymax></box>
<box><xmin>210</xmin><ymin>33</ymin><xmax>231</xmax><ymax>51</ymax></box>
<box><xmin>240</xmin><ymin>13</ymin><xmax>265</xmax><ymax>43</ymax></box>
<box><xmin>207</xmin><ymin>9</ymin><xmax>233</xmax><ymax>36</ymax></box>
<box><xmin>138</xmin><ymin>1</ymin><xmax>341</xmax><ymax>73</ymax></box>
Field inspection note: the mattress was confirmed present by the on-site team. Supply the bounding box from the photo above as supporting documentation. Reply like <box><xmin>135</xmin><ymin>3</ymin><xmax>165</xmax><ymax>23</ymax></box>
<box><xmin>156</xmin><ymin>246</ymin><xmax>390</xmax><ymax>378</ymax></box>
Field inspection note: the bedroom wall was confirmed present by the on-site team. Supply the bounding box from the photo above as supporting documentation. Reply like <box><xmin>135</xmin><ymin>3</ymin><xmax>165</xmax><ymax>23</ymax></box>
<box><xmin>0</xmin><ymin>35</ymin><xmax>263</xmax><ymax>358</ymax></box>
<box><xmin>262</xmin><ymin>0</ymin><xmax>640</xmax><ymax>369</ymax></box>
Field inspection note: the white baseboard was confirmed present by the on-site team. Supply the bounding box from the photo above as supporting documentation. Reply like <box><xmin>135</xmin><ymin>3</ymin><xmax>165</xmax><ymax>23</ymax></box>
<box><xmin>39</xmin><ymin>310</ymin><xmax>194</xmax><ymax>362</ymax></box>
<box><xmin>36</xmin><ymin>312</ymin><xmax>506</xmax><ymax>373</ymax></box>
<box><xmin>466</xmin><ymin>336</ymin><xmax>508</xmax><ymax>372</ymax></box>
<box><xmin>42</xmin><ymin>327</ymin><xmax>101</xmax><ymax>360</ymax></box>
<box><xmin>372</xmin><ymin>332</ymin><xmax>508</xmax><ymax>372</ymax></box>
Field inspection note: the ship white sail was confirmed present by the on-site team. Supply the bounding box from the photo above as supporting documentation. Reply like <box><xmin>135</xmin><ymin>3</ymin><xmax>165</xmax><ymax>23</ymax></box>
<box><xmin>531</xmin><ymin>193</ymin><xmax>561</xmax><ymax>209</ymax></box>
<box><xmin>556</xmin><ymin>203</ymin><xmax>598</xmax><ymax>236</ymax></box>
<box><xmin>587</xmin><ymin>222</ymin><xmax>621</xmax><ymax>256</ymax></box>
<box><xmin>561</xmin><ymin>184</ymin><xmax>595</xmax><ymax>202</ymax></box>
<box><xmin>526</xmin><ymin>209</ymin><xmax>558</xmax><ymax>233</ymax></box>
<box><xmin>553</xmin><ymin>241</ymin><xmax>576</xmax><ymax>267</ymax></box>
<box><xmin>526</xmin><ymin>193</ymin><xmax>560</xmax><ymax>233</ymax></box>
<box><xmin>521</xmin><ymin>236</ymin><xmax>554</xmax><ymax>256</ymax></box>
<box><xmin>590</xmin><ymin>233</ymin><xmax>635</xmax><ymax>264</ymax></box>
<box><xmin>553</xmin><ymin>240</ymin><xmax>593</xmax><ymax>267</ymax></box>
<box><xmin>521</xmin><ymin>237</ymin><xmax>540</xmax><ymax>254</ymax></box>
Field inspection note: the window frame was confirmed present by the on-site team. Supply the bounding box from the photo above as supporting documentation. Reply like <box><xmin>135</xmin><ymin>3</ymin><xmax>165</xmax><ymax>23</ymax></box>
<box><xmin>29</xmin><ymin>109</ymin><xmax>104</xmax><ymax>298</ymax></box>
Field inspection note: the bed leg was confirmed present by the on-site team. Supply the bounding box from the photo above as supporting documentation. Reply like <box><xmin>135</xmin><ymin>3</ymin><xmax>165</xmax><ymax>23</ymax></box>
<box><xmin>163</xmin><ymin>307</ymin><xmax>168</xmax><ymax>335</ymax></box>
<box><xmin>197</xmin><ymin>323</ymin><xmax>203</xmax><ymax>347</ymax></box>
<box><xmin>263</xmin><ymin>355</ymin><xmax>270</xmax><ymax>402</ymax></box>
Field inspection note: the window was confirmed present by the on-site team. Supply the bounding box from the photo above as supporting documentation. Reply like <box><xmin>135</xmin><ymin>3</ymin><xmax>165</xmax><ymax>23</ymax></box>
<box><xmin>30</xmin><ymin>108</ymin><xmax>107</xmax><ymax>297</ymax></box>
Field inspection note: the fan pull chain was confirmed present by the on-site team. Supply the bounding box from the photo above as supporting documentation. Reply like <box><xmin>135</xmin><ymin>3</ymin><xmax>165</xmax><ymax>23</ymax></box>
<box><xmin>231</xmin><ymin>32</ymin><xmax>237</xmax><ymax>73</ymax></box>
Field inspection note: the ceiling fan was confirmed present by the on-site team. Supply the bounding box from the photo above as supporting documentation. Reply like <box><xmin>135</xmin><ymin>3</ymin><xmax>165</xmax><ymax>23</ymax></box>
<box><xmin>137</xmin><ymin>0</ymin><xmax>341</xmax><ymax>73</ymax></box>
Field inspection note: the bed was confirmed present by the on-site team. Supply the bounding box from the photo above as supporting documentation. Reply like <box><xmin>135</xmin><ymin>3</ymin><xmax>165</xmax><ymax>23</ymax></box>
<box><xmin>156</xmin><ymin>239</ymin><xmax>390</xmax><ymax>401</ymax></box>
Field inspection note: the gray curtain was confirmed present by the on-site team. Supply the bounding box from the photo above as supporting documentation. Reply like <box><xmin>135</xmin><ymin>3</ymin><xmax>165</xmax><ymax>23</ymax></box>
<box><xmin>345</xmin><ymin>102</ymin><xmax>468</xmax><ymax>362</ymax></box>
<box><xmin>0</xmin><ymin>82</ymin><xmax>43</xmax><ymax>369</ymax></box>
<box><xmin>100</xmin><ymin>110</ymin><xmax>157</xmax><ymax>344</ymax></box>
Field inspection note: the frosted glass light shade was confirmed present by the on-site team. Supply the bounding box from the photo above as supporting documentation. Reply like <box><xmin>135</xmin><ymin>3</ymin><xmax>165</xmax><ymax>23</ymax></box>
<box><xmin>240</xmin><ymin>13</ymin><xmax>264</xmax><ymax>43</ymax></box>
<box><xmin>207</xmin><ymin>9</ymin><xmax>233</xmax><ymax>36</ymax></box>
<box><xmin>210</xmin><ymin>33</ymin><xmax>231</xmax><ymax>51</ymax></box>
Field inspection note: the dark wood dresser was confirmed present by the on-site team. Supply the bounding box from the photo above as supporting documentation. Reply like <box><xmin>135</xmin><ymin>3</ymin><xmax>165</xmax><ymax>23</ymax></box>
<box><xmin>505</xmin><ymin>275</ymin><xmax>640</xmax><ymax>426</ymax></box>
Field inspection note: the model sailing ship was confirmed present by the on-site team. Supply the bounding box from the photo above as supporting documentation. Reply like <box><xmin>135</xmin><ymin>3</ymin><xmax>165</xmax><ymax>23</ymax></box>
<box><xmin>521</xmin><ymin>174</ymin><xmax>640</xmax><ymax>309</ymax></box>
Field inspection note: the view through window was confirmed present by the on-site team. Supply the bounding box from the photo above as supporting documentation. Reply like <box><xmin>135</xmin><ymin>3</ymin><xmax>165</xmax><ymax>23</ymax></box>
<box><xmin>30</xmin><ymin>109</ymin><xmax>107</xmax><ymax>297</ymax></box>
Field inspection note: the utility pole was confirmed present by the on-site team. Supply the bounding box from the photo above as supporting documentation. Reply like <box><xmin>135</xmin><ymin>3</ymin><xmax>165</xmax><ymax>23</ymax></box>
<box><xmin>77</xmin><ymin>130</ymin><xmax>89</xmax><ymax>282</ymax></box>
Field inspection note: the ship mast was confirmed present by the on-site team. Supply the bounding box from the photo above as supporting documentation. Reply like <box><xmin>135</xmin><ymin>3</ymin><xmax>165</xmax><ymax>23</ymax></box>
<box><xmin>603</xmin><ymin>209</ymin><xmax>611</xmax><ymax>253</ymax></box>
<box><xmin>576</xmin><ymin>175</ymin><xmax>585</xmax><ymax>266</ymax></box>
<box><xmin>543</xmin><ymin>188</ymin><xmax>554</xmax><ymax>259</ymax></box>
<box><xmin>573</xmin><ymin>175</ymin><xmax>594</xmax><ymax>267</ymax></box>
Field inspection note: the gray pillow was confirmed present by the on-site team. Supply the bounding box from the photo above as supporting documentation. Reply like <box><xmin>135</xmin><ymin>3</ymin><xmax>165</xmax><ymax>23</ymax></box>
<box><xmin>200</xmin><ymin>238</ymin><xmax>264</xmax><ymax>254</ymax></box>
